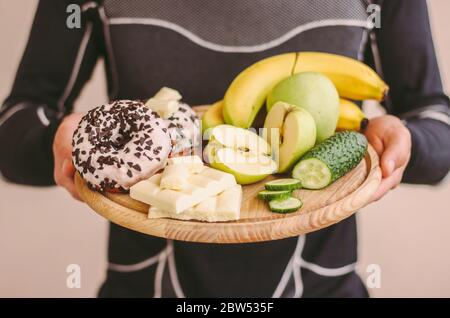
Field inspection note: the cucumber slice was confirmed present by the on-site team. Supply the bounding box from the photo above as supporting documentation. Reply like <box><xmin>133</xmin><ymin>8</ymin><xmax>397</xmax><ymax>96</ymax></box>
<box><xmin>292</xmin><ymin>158</ymin><xmax>332</xmax><ymax>190</ymax></box>
<box><xmin>258</xmin><ymin>190</ymin><xmax>291</xmax><ymax>201</ymax></box>
<box><xmin>269</xmin><ymin>197</ymin><xmax>303</xmax><ymax>214</ymax></box>
<box><xmin>265</xmin><ymin>178</ymin><xmax>302</xmax><ymax>191</ymax></box>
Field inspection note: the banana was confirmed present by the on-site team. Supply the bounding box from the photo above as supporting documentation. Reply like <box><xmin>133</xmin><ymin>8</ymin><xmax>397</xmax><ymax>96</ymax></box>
<box><xmin>222</xmin><ymin>52</ymin><xmax>388</xmax><ymax>128</ymax></box>
<box><xmin>223</xmin><ymin>53</ymin><xmax>297</xmax><ymax>128</ymax></box>
<box><xmin>294</xmin><ymin>52</ymin><xmax>388</xmax><ymax>101</ymax></box>
<box><xmin>337</xmin><ymin>98</ymin><xmax>369</xmax><ymax>131</ymax></box>
<box><xmin>201</xmin><ymin>100</ymin><xmax>225</xmax><ymax>133</ymax></box>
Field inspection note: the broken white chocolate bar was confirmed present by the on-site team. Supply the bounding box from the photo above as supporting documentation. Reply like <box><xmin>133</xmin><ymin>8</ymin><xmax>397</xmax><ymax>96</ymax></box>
<box><xmin>130</xmin><ymin>166</ymin><xmax>237</xmax><ymax>214</ymax></box>
<box><xmin>149</xmin><ymin>184</ymin><xmax>242</xmax><ymax>222</ymax></box>
<box><xmin>160</xmin><ymin>164</ymin><xmax>190</xmax><ymax>190</ymax></box>
<box><xmin>166</xmin><ymin>155</ymin><xmax>204</xmax><ymax>174</ymax></box>
<box><xmin>145</xmin><ymin>98</ymin><xmax>179</xmax><ymax>119</ymax></box>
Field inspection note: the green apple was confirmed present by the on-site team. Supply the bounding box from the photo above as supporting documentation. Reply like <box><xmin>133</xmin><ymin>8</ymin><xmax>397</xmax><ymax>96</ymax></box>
<box><xmin>267</xmin><ymin>72</ymin><xmax>339</xmax><ymax>142</ymax></box>
<box><xmin>204</xmin><ymin>125</ymin><xmax>277</xmax><ymax>185</ymax></box>
<box><xmin>263</xmin><ymin>102</ymin><xmax>316</xmax><ymax>173</ymax></box>
<box><xmin>208</xmin><ymin>124</ymin><xmax>271</xmax><ymax>156</ymax></box>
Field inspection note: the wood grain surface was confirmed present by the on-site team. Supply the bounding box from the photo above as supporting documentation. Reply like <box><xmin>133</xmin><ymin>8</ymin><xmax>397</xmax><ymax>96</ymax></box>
<box><xmin>74</xmin><ymin>105</ymin><xmax>381</xmax><ymax>243</ymax></box>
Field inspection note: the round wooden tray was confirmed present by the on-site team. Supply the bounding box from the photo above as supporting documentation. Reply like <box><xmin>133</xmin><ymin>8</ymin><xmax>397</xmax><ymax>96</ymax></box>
<box><xmin>75</xmin><ymin>106</ymin><xmax>381</xmax><ymax>243</ymax></box>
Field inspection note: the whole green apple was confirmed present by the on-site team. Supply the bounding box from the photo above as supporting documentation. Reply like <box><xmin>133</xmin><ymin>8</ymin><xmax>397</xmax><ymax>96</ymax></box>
<box><xmin>267</xmin><ymin>72</ymin><xmax>339</xmax><ymax>142</ymax></box>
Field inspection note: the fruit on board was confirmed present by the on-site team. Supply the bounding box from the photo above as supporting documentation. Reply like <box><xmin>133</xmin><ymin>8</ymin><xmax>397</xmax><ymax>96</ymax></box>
<box><xmin>267</xmin><ymin>73</ymin><xmax>339</xmax><ymax>142</ymax></box>
<box><xmin>204</xmin><ymin>125</ymin><xmax>277</xmax><ymax>185</ymax></box>
<box><xmin>223</xmin><ymin>53</ymin><xmax>297</xmax><ymax>128</ymax></box>
<box><xmin>222</xmin><ymin>52</ymin><xmax>388</xmax><ymax>129</ymax></box>
<box><xmin>336</xmin><ymin>98</ymin><xmax>369</xmax><ymax>131</ymax></box>
<box><xmin>202</xmin><ymin>100</ymin><xmax>225</xmax><ymax>134</ymax></box>
<box><xmin>293</xmin><ymin>52</ymin><xmax>389</xmax><ymax>101</ymax></box>
<box><xmin>263</xmin><ymin>102</ymin><xmax>316</xmax><ymax>173</ymax></box>
<box><xmin>292</xmin><ymin>131</ymin><xmax>368</xmax><ymax>189</ymax></box>
<box><xmin>204</xmin><ymin>144</ymin><xmax>277</xmax><ymax>185</ymax></box>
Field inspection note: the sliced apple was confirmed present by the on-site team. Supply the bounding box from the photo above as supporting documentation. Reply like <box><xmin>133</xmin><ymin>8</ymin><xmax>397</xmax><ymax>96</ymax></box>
<box><xmin>209</xmin><ymin>124</ymin><xmax>271</xmax><ymax>156</ymax></box>
<box><xmin>204</xmin><ymin>125</ymin><xmax>277</xmax><ymax>185</ymax></box>
<box><xmin>263</xmin><ymin>102</ymin><xmax>316</xmax><ymax>173</ymax></box>
<box><xmin>205</xmin><ymin>143</ymin><xmax>276</xmax><ymax>185</ymax></box>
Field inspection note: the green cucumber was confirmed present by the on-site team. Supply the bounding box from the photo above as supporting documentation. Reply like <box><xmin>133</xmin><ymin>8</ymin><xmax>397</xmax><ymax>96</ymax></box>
<box><xmin>292</xmin><ymin>131</ymin><xmax>367</xmax><ymax>189</ymax></box>
<box><xmin>258</xmin><ymin>190</ymin><xmax>291</xmax><ymax>201</ymax></box>
<box><xmin>269</xmin><ymin>197</ymin><xmax>303</xmax><ymax>214</ymax></box>
<box><xmin>264</xmin><ymin>178</ymin><xmax>302</xmax><ymax>191</ymax></box>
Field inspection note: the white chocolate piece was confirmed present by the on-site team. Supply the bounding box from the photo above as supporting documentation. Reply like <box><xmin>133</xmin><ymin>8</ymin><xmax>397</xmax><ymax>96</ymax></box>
<box><xmin>153</xmin><ymin>87</ymin><xmax>182</xmax><ymax>101</ymax></box>
<box><xmin>149</xmin><ymin>185</ymin><xmax>242</xmax><ymax>222</ymax></box>
<box><xmin>160</xmin><ymin>164</ymin><xmax>189</xmax><ymax>190</ymax></box>
<box><xmin>130</xmin><ymin>166</ymin><xmax>237</xmax><ymax>214</ymax></box>
<box><xmin>167</xmin><ymin>155</ymin><xmax>204</xmax><ymax>174</ymax></box>
<box><xmin>145</xmin><ymin>98</ymin><xmax>179</xmax><ymax>119</ymax></box>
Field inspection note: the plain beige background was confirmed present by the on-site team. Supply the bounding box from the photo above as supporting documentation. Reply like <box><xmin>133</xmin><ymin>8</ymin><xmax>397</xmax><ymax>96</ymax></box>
<box><xmin>1</xmin><ymin>0</ymin><xmax>449</xmax><ymax>298</ymax></box>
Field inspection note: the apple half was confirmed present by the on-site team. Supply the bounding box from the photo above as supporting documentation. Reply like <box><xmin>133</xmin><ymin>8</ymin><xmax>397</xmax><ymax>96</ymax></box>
<box><xmin>263</xmin><ymin>102</ymin><xmax>316</xmax><ymax>173</ymax></box>
<box><xmin>204</xmin><ymin>125</ymin><xmax>277</xmax><ymax>185</ymax></box>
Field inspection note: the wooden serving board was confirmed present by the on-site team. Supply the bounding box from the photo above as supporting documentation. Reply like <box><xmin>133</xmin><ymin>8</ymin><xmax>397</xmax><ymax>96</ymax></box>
<box><xmin>75</xmin><ymin>106</ymin><xmax>381</xmax><ymax>243</ymax></box>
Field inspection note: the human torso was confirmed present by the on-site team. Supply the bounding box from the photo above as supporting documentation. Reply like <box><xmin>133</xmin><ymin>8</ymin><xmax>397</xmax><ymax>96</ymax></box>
<box><xmin>99</xmin><ymin>0</ymin><xmax>370</xmax><ymax>297</ymax></box>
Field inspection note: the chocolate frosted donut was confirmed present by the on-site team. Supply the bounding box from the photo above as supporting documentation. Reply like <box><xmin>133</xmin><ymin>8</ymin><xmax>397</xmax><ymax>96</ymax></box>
<box><xmin>72</xmin><ymin>100</ymin><xmax>171</xmax><ymax>192</ymax></box>
<box><xmin>166</xmin><ymin>103</ymin><xmax>201</xmax><ymax>157</ymax></box>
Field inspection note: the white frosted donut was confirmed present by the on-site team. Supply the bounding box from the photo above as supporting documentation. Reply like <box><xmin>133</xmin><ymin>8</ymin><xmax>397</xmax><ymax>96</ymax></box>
<box><xmin>166</xmin><ymin>103</ymin><xmax>201</xmax><ymax>157</ymax></box>
<box><xmin>72</xmin><ymin>100</ymin><xmax>171</xmax><ymax>191</ymax></box>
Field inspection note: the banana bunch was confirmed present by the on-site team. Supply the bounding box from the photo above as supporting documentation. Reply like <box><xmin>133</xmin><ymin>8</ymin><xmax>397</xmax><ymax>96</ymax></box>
<box><xmin>215</xmin><ymin>51</ymin><xmax>386</xmax><ymax>129</ymax></box>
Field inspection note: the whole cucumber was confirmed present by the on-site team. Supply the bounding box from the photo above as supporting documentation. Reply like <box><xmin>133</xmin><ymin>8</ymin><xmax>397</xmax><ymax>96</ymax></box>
<box><xmin>292</xmin><ymin>131</ymin><xmax>368</xmax><ymax>189</ymax></box>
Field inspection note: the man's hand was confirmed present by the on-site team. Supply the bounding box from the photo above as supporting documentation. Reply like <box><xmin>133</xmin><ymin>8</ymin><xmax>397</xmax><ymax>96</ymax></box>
<box><xmin>53</xmin><ymin>113</ymin><xmax>84</xmax><ymax>200</ymax></box>
<box><xmin>363</xmin><ymin>115</ymin><xmax>412</xmax><ymax>202</ymax></box>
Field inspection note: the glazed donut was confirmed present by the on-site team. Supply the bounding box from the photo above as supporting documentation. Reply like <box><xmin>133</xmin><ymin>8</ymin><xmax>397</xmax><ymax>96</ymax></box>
<box><xmin>166</xmin><ymin>103</ymin><xmax>201</xmax><ymax>157</ymax></box>
<box><xmin>72</xmin><ymin>100</ymin><xmax>171</xmax><ymax>192</ymax></box>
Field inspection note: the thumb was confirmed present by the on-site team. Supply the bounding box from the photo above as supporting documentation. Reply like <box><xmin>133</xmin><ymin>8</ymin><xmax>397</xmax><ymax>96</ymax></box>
<box><xmin>381</xmin><ymin>155</ymin><xmax>396</xmax><ymax>178</ymax></box>
<box><xmin>62</xmin><ymin>159</ymin><xmax>76</xmax><ymax>178</ymax></box>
